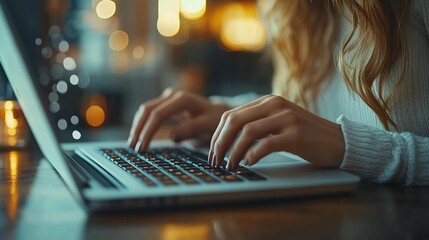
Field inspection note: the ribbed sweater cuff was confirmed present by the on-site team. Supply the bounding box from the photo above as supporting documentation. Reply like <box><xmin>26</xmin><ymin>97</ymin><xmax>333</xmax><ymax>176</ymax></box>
<box><xmin>336</xmin><ymin>115</ymin><xmax>393</xmax><ymax>181</ymax></box>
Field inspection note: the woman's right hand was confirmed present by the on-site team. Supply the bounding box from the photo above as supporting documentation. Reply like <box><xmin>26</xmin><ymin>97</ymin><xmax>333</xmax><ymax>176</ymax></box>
<box><xmin>128</xmin><ymin>88</ymin><xmax>229</xmax><ymax>152</ymax></box>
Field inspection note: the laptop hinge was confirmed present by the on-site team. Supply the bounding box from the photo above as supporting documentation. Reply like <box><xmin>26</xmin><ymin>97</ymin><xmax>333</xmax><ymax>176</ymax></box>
<box><xmin>64</xmin><ymin>151</ymin><xmax>120</xmax><ymax>189</ymax></box>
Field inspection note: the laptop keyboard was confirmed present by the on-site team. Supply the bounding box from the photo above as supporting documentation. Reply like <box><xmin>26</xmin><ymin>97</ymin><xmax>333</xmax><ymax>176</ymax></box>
<box><xmin>100</xmin><ymin>148</ymin><xmax>266</xmax><ymax>187</ymax></box>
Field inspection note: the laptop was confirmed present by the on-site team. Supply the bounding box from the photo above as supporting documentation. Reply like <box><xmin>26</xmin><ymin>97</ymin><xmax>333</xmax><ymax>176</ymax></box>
<box><xmin>0</xmin><ymin>2</ymin><xmax>359</xmax><ymax>211</ymax></box>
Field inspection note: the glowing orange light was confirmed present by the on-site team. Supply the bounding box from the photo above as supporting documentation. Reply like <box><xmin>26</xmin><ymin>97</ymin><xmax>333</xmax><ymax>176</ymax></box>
<box><xmin>215</xmin><ymin>3</ymin><xmax>266</xmax><ymax>52</ymax></box>
<box><xmin>86</xmin><ymin>105</ymin><xmax>105</xmax><ymax>127</ymax></box>
<box><xmin>220</xmin><ymin>18</ymin><xmax>266</xmax><ymax>51</ymax></box>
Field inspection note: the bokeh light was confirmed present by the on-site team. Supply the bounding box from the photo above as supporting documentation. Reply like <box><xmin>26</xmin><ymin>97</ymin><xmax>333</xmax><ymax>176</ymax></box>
<box><xmin>157</xmin><ymin>0</ymin><xmax>180</xmax><ymax>37</ymax></box>
<box><xmin>4</xmin><ymin>101</ymin><xmax>18</xmax><ymax>129</ymax></box>
<box><xmin>63</xmin><ymin>57</ymin><xmax>77</xmax><ymax>71</ymax></box>
<box><xmin>220</xmin><ymin>18</ymin><xmax>266</xmax><ymax>51</ymax></box>
<box><xmin>85</xmin><ymin>105</ymin><xmax>105</xmax><ymax>127</ymax></box>
<box><xmin>48</xmin><ymin>92</ymin><xmax>59</xmax><ymax>103</ymax></box>
<box><xmin>56</xmin><ymin>81</ymin><xmax>68</xmax><ymax>94</ymax></box>
<box><xmin>96</xmin><ymin>0</ymin><xmax>116</xmax><ymax>19</ymax></box>
<box><xmin>70</xmin><ymin>74</ymin><xmax>79</xmax><ymax>85</ymax></box>
<box><xmin>132</xmin><ymin>46</ymin><xmax>145</xmax><ymax>59</ymax></box>
<box><xmin>58</xmin><ymin>40</ymin><xmax>69</xmax><ymax>52</ymax></box>
<box><xmin>213</xmin><ymin>3</ymin><xmax>266</xmax><ymax>52</ymax></box>
<box><xmin>72</xmin><ymin>130</ymin><xmax>82</xmax><ymax>140</ymax></box>
<box><xmin>108</xmin><ymin>30</ymin><xmax>129</xmax><ymax>51</ymax></box>
<box><xmin>71</xmin><ymin>115</ymin><xmax>79</xmax><ymax>125</ymax></box>
<box><xmin>57</xmin><ymin>119</ymin><xmax>67</xmax><ymax>130</ymax></box>
<box><xmin>180</xmin><ymin>0</ymin><xmax>206</xmax><ymax>20</ymax></box>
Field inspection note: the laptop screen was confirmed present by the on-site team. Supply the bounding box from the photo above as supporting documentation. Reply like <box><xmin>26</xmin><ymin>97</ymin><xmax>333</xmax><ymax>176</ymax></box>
<box><xmin>0</xmin><ymin>0</ymin><xmax>83</xmax><ymax>201</ymax></box>
<box><xmin>0</xmin><ymin>1</ymin><xmax>134</xmax><ymax>143</ymax></box>
<box><xmin>0</xmin><ymin>1</ymin><xmax>87</xmax><ymax>143</ymax></box>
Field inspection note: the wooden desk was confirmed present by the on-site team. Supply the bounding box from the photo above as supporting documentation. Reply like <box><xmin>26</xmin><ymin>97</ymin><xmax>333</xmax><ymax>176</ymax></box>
<box><xmin>1</xmin><ymin>144</ymin><xmax>429</xmax><ymax>239</ymax></box>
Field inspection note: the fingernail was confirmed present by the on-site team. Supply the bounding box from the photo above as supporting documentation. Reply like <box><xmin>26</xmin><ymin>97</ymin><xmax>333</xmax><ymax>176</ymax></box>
<box><xmin>212</xmin><ymin>155</ymin><xmax>217</xmax><ymax>167</ymax></box>
<box><xmin>170</xmin><ymin>131</ymin><xmax>179</xmax><ymax>142</ymax></box>
<box><xmin>243</xmin><ymin>159</ymin><xmax>249</xmax><ymax>166</ymax></box>
<box><xmin>208</xmin><ymin>150</ymin><xmax>213</xmax><ymax>163</ymax></box>
<box><xmin>134</xmin><ymin>142</ymin><xmax>141</xmax><ymax>152</ymax></box>
<box><xmin>217</xmin><ymin>158</ymin><xmax>223</xmax><ymax>168</ymax></box>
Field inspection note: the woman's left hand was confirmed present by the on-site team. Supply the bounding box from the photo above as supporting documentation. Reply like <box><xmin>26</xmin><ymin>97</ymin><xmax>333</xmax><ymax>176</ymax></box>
<box><xmin>209</xmin><ymin>95</ymin><xmax>345</xmax><ymax>171</ymax></box>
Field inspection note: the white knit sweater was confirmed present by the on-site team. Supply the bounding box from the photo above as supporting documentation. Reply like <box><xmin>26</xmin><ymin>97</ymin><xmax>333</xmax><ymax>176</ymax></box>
<box><xmin>213</xmin><ymin>0</ymin><xmax>429</xmax><ymax>185</ymax></box>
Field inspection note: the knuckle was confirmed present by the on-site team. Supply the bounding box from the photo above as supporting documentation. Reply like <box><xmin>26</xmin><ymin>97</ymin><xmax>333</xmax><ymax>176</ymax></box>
<box><xmin>260</xmin><ymin>138</ymin><xmax>275</xmax><ymax>151</ymax></box>
<box><xmin>214</xmin><ymin>140</ymin><xmax>223</xmax><ymax>152</ymax></box>
<box><xmin>268</xmin><ymin>95</ymin><xmax>286</xmax><ymax>108</ymax></box>
<box><xmin>242</xmin><ymin>124</ymin><xmax>257</xmax><ymax>138</ymax></box>
<box><xmin>283</xmin><ymin>109</ymin><xmax>300</xmax><ymax>125</ymax></box>
<box><xmin>162</xmin><ymin>87</ymin><xmax>175</xmax><ymax>96</ymax></box>
<box><xmin>226</xmin><ymin>112</ymin><xmax>240</xmax><ymax>126</ymax></box>
<box><xmin>229</xmin><ymin>146</ymin><xmax>239</xmax><ymax>159</ymax></box>
<box><xmin>138</xmin><ymin>103</ymin><xmax>156</xmax><ymax>114</ymax></box>
<box><xmin>175</xmin><ymin>90</ymin><xmax>190</xmax><ymax>101</ymax></box>
<box><xmin>221</xmin><ymin>110</ymin><xmax>232</xmax><ymax>120</ymax></box>
<box><xmin>151</xmin><ymin>109</ymin><xmax>163</xmax><ymax>120</ymax></box>
<box><xmin>138</xmin><ymin>104</ymin><xmax>148</xmax><ymax>113</ymax></box>
<box><xmin>175</xmin><ymin>90</ymin><xmax>186</xmax><ymax>99</ymax></box>
<box><xmin>288</xmin><ymin>127</ymin><xmax>302</xmax><ymax>140</ymax></box>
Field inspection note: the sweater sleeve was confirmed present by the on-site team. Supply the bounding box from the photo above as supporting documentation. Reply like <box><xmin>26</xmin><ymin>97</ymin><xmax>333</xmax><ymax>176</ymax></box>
<box><xmin>337</xmin><ymin>115</ymin><xmax>429</xmax><ymax>185</ymax></box>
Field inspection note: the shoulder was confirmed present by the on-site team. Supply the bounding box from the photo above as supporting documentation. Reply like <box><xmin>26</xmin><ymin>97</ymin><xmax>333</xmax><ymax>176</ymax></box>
<box><xmin>410</xmin><ymin>0</ymin><xmax>429</xmax><ymax>22</ymax></box>
<box><xmin>409</xmin><ymin>0</ymin><xmax>429</xmax><ymax>38</ymax></box>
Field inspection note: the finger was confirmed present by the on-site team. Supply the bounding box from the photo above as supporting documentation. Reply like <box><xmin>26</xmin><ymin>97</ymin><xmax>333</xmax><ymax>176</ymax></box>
<box><xmin>226</xmin><ymin>112</ymin><xmax>287</xmax><ymax>171</ymax></box>
<box><xmin>127</xmin><ymin>95</ymin><xmax>171</xmax><ymax>148</ymax></box>
<box><xmin>209</xmin><ymin>95</ymin><xmax>272</xmax><ymax>150</ymax></box>
<box><xmin>135</xmin><ymin>92</ymin><xmax>191</xmax><ymax>152</ymax></box>
<box><xmin>209</xmin><ymin>95</ymin><xmax>272</xmax><ymax>163</ymax></box>
<box><xmin>212</xmin><ymin>102</ymin><xmax>273</xmax><ymax>167</ymax></box>
<box><xmin>244</xmin><ymin>133</ymin><xmax>289</xmax><ymax>166</ymax></box>
<box><xmin>162</xmin><ymin>87</ymin><xmax>175</xmax><ymax>96</ymax></box>
<box><xmin>128</xmin><ymin>88</ymin><xmax>177</xmax><ymax>147</ymax></box>
<box><xmin>170</xmin><ymin>115</ymin><xmax>211</xmax><ymax>142</ymax></box>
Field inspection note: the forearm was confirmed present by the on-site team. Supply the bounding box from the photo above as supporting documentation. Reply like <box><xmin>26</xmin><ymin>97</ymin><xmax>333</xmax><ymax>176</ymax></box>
<box><xmin>337</xmin><ymin>116</ymin><xmax>429</xmax><ymax>185</ymax></box>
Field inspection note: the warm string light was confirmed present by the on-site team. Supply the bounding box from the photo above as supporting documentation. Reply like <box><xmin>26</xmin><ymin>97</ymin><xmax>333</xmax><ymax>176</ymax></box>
<box><xmin>4</xmin><ymin>101</ymin><xmax>18</xmax><ymax>130</ymax></box>
<box><xmin>133</xmin><ymin>46</ymin><xmax>145</xmax><ymax>59</ymax></box>
<box><xmin>158</xmin><ymin>0</ymin><xmax>180</xmax><ymax>37</ymax></box>
<box><xmin>108</xmin><ymin>30</ymin><xmax>129</xmax><ymax>51</ymax></box>
<box><xmin>157</xmin><ymin>0</ymin><xmax>207</xmax><ymax>37</ymax></box>
<box><xmin>96</xmin><ymin>0</ymin><xmax>116</xmax><ymax>19</ymax></box>
<box><xmin>216</xmin><ymin>3</ymin><xmax>266</xmax><ymax>51</ymax></box>
<box><xmin>2</xmin><ymin>101</ymin><xmax>28</xmax><ymax>146</ymax></box>
<box><xmin>180</xmin><ymin>0</ymin><xmax>206</xmax><ymax>20</ymax></box>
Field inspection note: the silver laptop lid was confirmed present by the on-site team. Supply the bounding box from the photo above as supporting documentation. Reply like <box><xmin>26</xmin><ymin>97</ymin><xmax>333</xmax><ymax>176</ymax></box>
<box><xmin>0</xmin><ymin>2</ymin><xmax>82</xmax><ymax>203</ymax></box>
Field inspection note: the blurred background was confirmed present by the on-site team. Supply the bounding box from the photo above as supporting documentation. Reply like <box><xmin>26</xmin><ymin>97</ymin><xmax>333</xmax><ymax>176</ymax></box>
<box><xmin>0</xmin><ymin>0</ymin><xmax>273</xmax><ymax>143</ymax></box>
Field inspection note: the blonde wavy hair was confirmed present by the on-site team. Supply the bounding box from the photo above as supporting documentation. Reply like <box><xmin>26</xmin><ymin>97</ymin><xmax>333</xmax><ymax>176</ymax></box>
<box><xmin>260</xmin><ymin>0</ymin><xmax>410</xmax><ymax>130</ymax></box>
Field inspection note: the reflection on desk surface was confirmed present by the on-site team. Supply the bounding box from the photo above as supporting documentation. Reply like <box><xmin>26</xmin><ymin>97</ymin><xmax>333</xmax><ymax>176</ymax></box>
<box><xmin>1</xmin><ymin>150</ymin><xmax>429</xmax><ymax>239</ymax></box>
